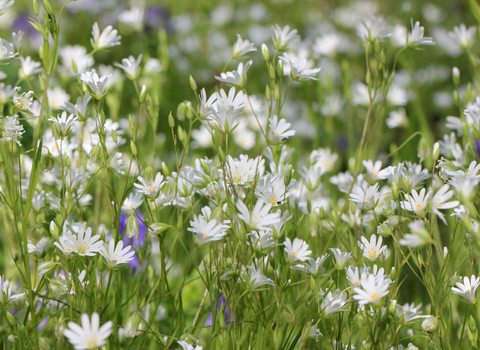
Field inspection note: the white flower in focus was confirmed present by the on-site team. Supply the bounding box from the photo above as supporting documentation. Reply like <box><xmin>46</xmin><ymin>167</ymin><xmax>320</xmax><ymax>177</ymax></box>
<box><xmin>358</xmin><ymin>234</ymin><xmax>387</xmax><ymax>261</ymax></box>
<box><xmin>407</xmin><ymin>20</ymin><xmax>435</xmax><ymax>46</ymax></box>
<box><xmin>244</xmin><ymin>263</ymin><xmax>275</xmax><ymax>290</ymax></box>
<box><xmin>215</xmin><ymin>60</ymin><xmax>252</xmax><ymax>87</ymax></box>
<box><xmin>13</xmin><ymin>87</ymin><xmax>33</xmax><ymax>111</ymax></box>
<box><xmin>54</xmin><ymin>226</ymin><xmax>103</xmax><ymax>256</ymax></box>
<box><xmin>64</xmin><ymin>312</ymin><xmax>113</xmax><ymax>349</ymax></box>
<box><xmin>188</xmin><ymin>206</ymin><xmax>230</xmax><ymax>245</ymax></box>
<box><xmin>122</xmin><ymin>193</ymin><xmax>143</xmax><ymax>214</ymax></box>
<box><xmin>100</xmin><ymin>239</ymin><xmax>135</xmax><ymax>268</ymax></box>
<box><xmin>19</xmin><ymin>56</ymin><xmax>41</xmax><ymax>77</ymax></box>
<box><xmin>91</xmin><ymin>22</ymin><xmax>121</xmax><ymax>51</ymax></box>
<box><xmin>231</xmin><ymin>34</ymin><xmax>257</xmax><ymax>59</ymax></box>
<box><xmin>48</xmin><ymin>111</ymin><xmax>78</xmax><ymax>137</ymax></box>
<box><xmin>0</xmin><ymin>275</ymin><xmax>25</xmax><ymax>306</ymax></box>
<box><xmin>225</xmin><ymin>154</ymin><xmax>264</xmax><ymax>186</ymax></box>
<box><xmin>321</xmin><ymin>289</ymin><xmax>349</xmax><ymax>316</ymax></box>
<box><xmin>431</xmin><ymin>184</ymin><xmax>459</xmax><ymax>224</ymax></box>
<box><xmin>284</xmin><ymin>238</ymin><xmax>312</xmax><ymax>263</ymax></box>
<box><xmin>80</xmin><ymin>69</ymin><xmax>112</xmax><ymax>100</ymax></box>
<box><xmin>452</xmin><ymin>275</ymin><xmax>480</xmax><ymax>304</ymax></box>
<box><xmin>353</xmin><ymin>274</ymin><xmax>391</xmax><ymax>306</ymax></box>
<box><xmin>329</xmin><ymin>248</ymin><xmax>353</xmax><ymax>270</ymax></box>
<box><xmin>272</xmin><ymin>24</ymin><xmax>299</xmax><ymax>50</ymax></box>
<box><xmin>279</xmin><ymin>52</ymin><xmax>321</xmax><ymax>81</ymax></box>
<box><xmin>255</xmin><ymin>176</ymin><xmax>289</xmax><ymax>206</ymax></box>
<box><xmin>362</xmin><ymin>160</ymin><xmax>389</xmax><ymax>181</ymax></box>
<box><xmin>237</xmin><ymin>199</ymin><xmax>281</xmax><ymax>231</ymax></box>
<box><xmin>206</xmin><ymin>87</ymin><xmax>248</xmax><ymax>133</ymax></box>
<box><xmin>269</xmin><ymin>115</ymin><xmax>295</xmax><ymax>142</ymax></box>
<box><xmin>118</xmin><ymin>7</ymin><xmax>145</xmax><ymax>31</ymax></box>
<box><xmin>1</xmin><ymin>114</ymin><xmax>25</xmax><ymax>145</ymax></box>
<box><xmin>291</xmin><ymin>255</ymin><xmax>329</xmax><ymax>275</ymax></box>
<box><xmin>449</xmin><ymin>24</ymin><xmax>476</xmax><ymax>48</ymax></box>
<box><xmin>400</xmin><ymin>188</ymin><xmax>431</xmax><ymax>217</ymax></box>
<box><xmin>114</xmin><ymin>54</ymin><xmax>142</xmax><ymax>80</ymax></box>
<box><xmin>350</xmin><ymin>182</ymin><xmax>380</xmax><ymax>209</ymax></box>
<box><xmin>134</xmin><ymin>173</ymin><xmax>164</xmax><ymax>198</ymax></box>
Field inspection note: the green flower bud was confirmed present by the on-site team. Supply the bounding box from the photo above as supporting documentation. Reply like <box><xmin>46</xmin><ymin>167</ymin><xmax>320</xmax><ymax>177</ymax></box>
<box><xmin>262</xmin><ymin>43</ymin><xmax>269</xmax><ymax>61</ymax></box>
<box><xmin>126</xmin><ymin>215</ymin><xmax>139</xmax><ymax>238</ymax></box>
<box><xmin>189</xmin><ymin>75</ymin><xmax>197</xmax><ymax>91</ymax></box>
<box><xmin>422</xmin><ymin>316</ymin><xmax>439</xmax><ymax>332</ymax></box>
<box><xmin>43</xmin><ymin>0</ymin><xmax>53</xmax><ymax>14</ymax></box>
<box><xmin>139</xmin><ymin>84</ymin><xmax>147</xmax><ymax>103</ymax></box>
<box><xmin>452</xmin><ymin>67</ymin><xmax>460</xmax><ymax>87</ymax></box>
<box><xmin>43</xmin><ymin>151</ymin><xmax>54</xmax><ymax>172</ymax></box>
<box><xmin>33</xmin><ymin>0</ymin><xmax>39</xmax><ymax>16</ymax></box>
<box><xmin>168</xmin><ymin>112</ymin><xmax>175</xmax><ymax>128</ymax></box>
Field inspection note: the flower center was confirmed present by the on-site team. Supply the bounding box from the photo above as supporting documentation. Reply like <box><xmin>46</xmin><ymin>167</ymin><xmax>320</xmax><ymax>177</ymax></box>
<box><xmin>368</xmin><ymin>249</ymin><xmax>377</xmax><ymax>259</ymax></box>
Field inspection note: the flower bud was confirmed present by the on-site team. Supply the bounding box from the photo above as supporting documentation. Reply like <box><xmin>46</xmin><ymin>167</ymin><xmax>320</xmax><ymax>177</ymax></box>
<box><xmin>50</xmin><ymin>221</ymin><xmax>59</xmax><ymax>239</ymax></box>
<box><xmin>433</xmin><ymin>142</ymin><xmax>440</xmax><ymax>161</ymax></box>
<box><xmin>139</xmin><ymin>84</ymin><xmax>147</xmax><ymax>103</ymax></box>
<box><xmin>43</xmin><ymin>0</ymin><xmax>53</xmax><ymax>13</ymax></box>
<box><xmin>265</xmin><ymin>85</ymin><xmax>271</xmax><ymax>101</ymax></box>
<box><xmin>112</xmin><ymin>130</ymin><xmax>118</xmax><ymax>144</ymax></box>
<box><xmin>130</xmin><ymin>140</ymin><xmax>137</xmax><ymax>155</ymax></box>
<box><xmin>161</xmin><ymin>161</ymin><xmax>170</xmax><ymax>177</ymax></box>
<box><xmin>189</xmin><ymin>75</ymin><xmax>197</xmax><ymax>91</ymax></box>
<box><xmin>168</xmin><ymin>112</ymin><xmax>175</xmax><ymax>128</ymax></box>
<box><xmin>126</xmin><ymin>215</ymin><xmax>139</xmax><ymax>238</ymax></box>
<box><xmin>33</xmin><ymin>0</ymin><xmax>39</xmax><ymax>16</ymax></box>
<box><xmin>261</xmin><ymin>43</ymin><xmax>269</xmax><ymax>61</ymax></box>
<box><xmin>43</xmin><ymin>151</ymin><xmax>54</xmax><ymax>172</ymax></box>
<box><xmin>149</xmin><ymin>222</ymin><xmax>172</xmax><ymax>236</ymax></box>
<box><xmin>422</xmin><ymin>316</ymin><xmax>439</xmax><ymax>332</ymax></box>
<box><xmin>452</xmin><ymin>67</ymin><xmax>460</xmax><ymax>87</ymax></box>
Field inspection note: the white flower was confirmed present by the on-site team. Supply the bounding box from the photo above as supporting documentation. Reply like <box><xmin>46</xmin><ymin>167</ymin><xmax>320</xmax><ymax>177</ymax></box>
<box><xmin>279</xmin><ymin>52</ymin><xmax>321</xmax><ymax>81</ymax></box>
<box><xmin>231</xmin><ymin>34</ymin><xmax>257</xmax><ymax>59</ymax></box>
<box><xmin>60</xmin><ymin>95</ymin><xmax>91</xmax><ymax>119</ymax></box>
<box><xmin>0</xmin><ymin>275</ymin><xmax>25</xmax><ymax>306</ymax></box>
<box><xmin>269</xmin><ymin>115</ymin><xmax>295</xmax><ymax>142</ymax></box>
<box><xmin>206</xmin><ymin>87</ymin><xmax>248</xmax><ymax>133</ymax></box>
<box><xmin>0</xmin><ymin>39</ymin><xmax>17</xmax><ymax>61</ymax></box>
<box><xmin>59</xmin><ymin>45</ymin><xmax>94</xmax><ymax>74</ymax></box>
<box><xmin>48</xmin><ymin>111</ymin><xmax>78</xmax><ymax>137</ymax></box>
<box><xmin>346</xmin><ymin>266</ymin><xmax>369</xmax><ymax>286</ymax></box>
<box><xmin>19</xmin><ymin>56</ymin><xmax>41</xmax><ymax>77</ymax></box>
<box><xmin>386</xmin><ymin>108</ymin><xmax>408</xmax><ymax>128</ymax></box>
<box><xmin>321</xmin><ymin>289</ymin><xmax>349</xmax><ymax>316</ymax></box>
<box><xmin>0</xmin><ymin>0</ymin><xmax>14</xmax><ymax>15</ymax></box>
<box><xmin>362</xmin><ymin>160</ymin><xmax>389</xmax><ymax>181</ymax></box>
<box><xmin>188</xmin><ymin>206</ymin><xmax>230</xmax><ymax>245</ymax></box>
<box><xmin>431</xmin><ymin>184</ymin><xmax>459</xmax><ymax>224</ymax></box>
<box><xmin>400</xmin><ymin>188</ymin><xmax>431</xmax><ymax>217</ymax></box>
<box><xmin>134</xmin><ymin>173</ymin><xmax>164</xmax><ymax>198</ymax></box>
<box><xmin>359</xmin><ymin>16</ymin><xmax>393</xmax><ymax>41</ymax></box>
<box><xmin>291</xmin><ymin>255</ymin><xmax>328</xmax><ymax>275</ymax></box>
<box><xmin>237</xmin><ymin>199</ymin><xmax>281</xmax><ymax>231</ymax></box>
<box><xmin>255</xmin><ymin>176</ymin><xmax>288</xmax><ymax>206</ymax></box>
<box><xmin>13</xmin><ymin>87</ymin><xmax>33</xmax><ymax>111</ymax></box>
<box><xmin>114</xmin><ymin>54</ymin><xmax>142</xmax><ymax>80</ymax></box>
<box><xmin>358</xmin><ymin>234</ymin><xmax>386</xmax><ymax>261</ymax></box>
<box><xmin>108</xmin><ymin>152</ymin><xmax>125</xmax><ymax>175</ymax></box>
<box><xmin>1</xmin><ymin>114</ymin><xmax>25</xmax><ymax>145</ymax></box>
<box><xmin>350</xmin><ymin>182</ymin><xmax>380</xmax><ymax>209</ymax></box>
<box><xmin>329</xmin><ymin>248</ymin><xmax>353</xmax><ymax>270</ymax></box>
<box><xmin>353</xmin><ymin>274</ymin><xmax>391</xmax><ymax>306</ymax></box>
<box><xmin>54</xmin><ymin>226</ymin><xmax>103</xmax><ymax>256</ymax></box>
<box><xmin>396</xmin><ymin>302</ymin><xmax>426</xmax><ymax>324</ymax></box>
<box><xmin>118</xmin><ymin>7</ymin><xmax>144</xmax><ymax>31</ymax></box>
<box><xmin>399</xmin><ymin>220</ymin><xmax>431</xmax><ymax>247</ymax></box>
<box><xmin>452</xmin><ymin>275</ymin><xmax>480</xmax><ymax>304</ymax></box>
<box><xmin>407</xmin><ymin>20</ymin><xmax>435</xmax><ymax>46</ymax></box>
<box><xmin>122</xmin><ymin>193</ymin><xmax>143</xmax><ymax>214</ymax></box>
<box><xmin>100</xmin><ymin>239</ymin><xmax>135</xmax><ymax>268</ymax></box>
<box><xmin>299</xmin><ymin>164</ymin><xmax>326</xmax><ymax>191</ymax></box>
<box><xmin>244</xmin><ymin>263</ymin><xmax>275</xmax><ymax>290</ymax></box>
<box><xmin>215</xmin><ymin>60</ymin><xmax>252</xmax><ymax>87</ymax></box>
<box><xmin>178</xmin><ymin>340</ymin><xmax>203</xmax><ymax>350</ymax></box>
<box><xmin>80</xmin><ymin>69</ymin><xmax>112</xmax><ymax>100</ymax></box>
<box><xmin>272</xmin><ymin>24</ymin><xmax>299</xmax><ymax>50</ymax></box>
<box><xmin>64</xmin><ymin>312</ymin><xmax>113</xmax><ymax>349</ymax></box>
<box><xmin>248</xmin><ymin>231</ymin><xmax>276</xmax><ymax>252</ymax></box>
<box><xmin>449</xmin><ymin>24</ymin><xmax>476</xmax><ymax>48</ymax></box>
<box><xmin>284</xmin><ymin>238</ymin><xmax>312</xmax><ymax>262</ymax></box>
<box><xmin>225</xmin><ymin>154</ymin><xmax>264</xmax><ymax>186</ymax></box>
<box><xmin>91</xmin><ymin>22</ymin><xmax>121</xmax><ymax>50</ymax></box>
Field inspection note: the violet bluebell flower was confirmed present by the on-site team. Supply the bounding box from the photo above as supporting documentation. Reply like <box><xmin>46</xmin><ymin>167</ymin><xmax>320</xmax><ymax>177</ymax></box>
<box><xmin>475</xmin><ymin>140</ymin><xmax>480</xmax><ymax>158</ymax></box>
<box><xmin>205</xmin><ymin>295</ymin><xmax>233</xmax><ymax>327</ymax></box>
<box><xmin>37</xmin><ymin>316</ymin><xmax>49</xmax><ymax>331</ymax></box>
<box><xmin>145</xmin><ymin>6</ymin><xmax>174</xmax><ymax>33</ymax></box>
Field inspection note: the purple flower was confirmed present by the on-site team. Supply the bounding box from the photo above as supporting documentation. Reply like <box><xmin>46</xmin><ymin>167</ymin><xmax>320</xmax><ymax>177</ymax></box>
<box><xmin>205</xmin><ymin>295</ymin><xmax>233</xmax><ymax>327</ymax></box>
<box><xmin>37</xmin><ymin>317</ymin><xmax>49</xmax><ymax>331</ymax></box>
<box><xmin>475</xmin><ymin>140</ymin><xmax>480</xmax><ymax>158</ymax></box>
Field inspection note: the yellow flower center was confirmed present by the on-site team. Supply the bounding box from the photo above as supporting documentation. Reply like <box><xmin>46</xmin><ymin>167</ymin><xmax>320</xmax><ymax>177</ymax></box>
<box><xmin>368</xmin><ymin>249</ymin><xmax>377</xmax><ymax>259</ymax></box>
